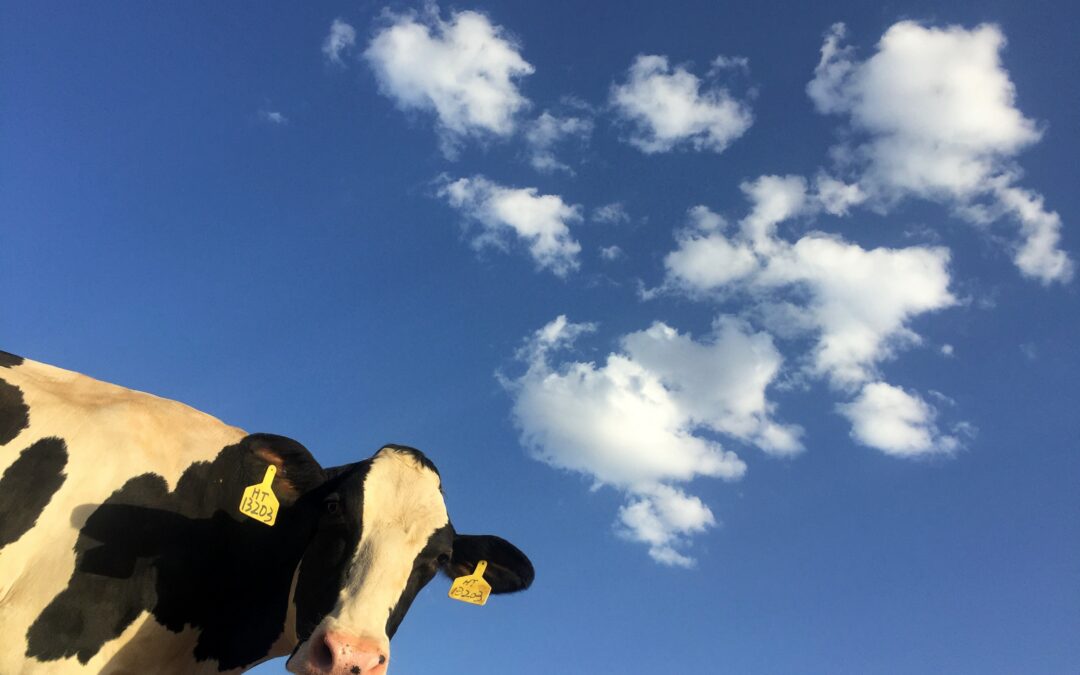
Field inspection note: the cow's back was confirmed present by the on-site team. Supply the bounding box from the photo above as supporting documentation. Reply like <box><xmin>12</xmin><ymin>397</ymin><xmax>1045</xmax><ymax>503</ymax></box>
<box><xmin>0</xmin><ymin>356</ymin><xmax>248</xmax><ymax>673</ymax></box>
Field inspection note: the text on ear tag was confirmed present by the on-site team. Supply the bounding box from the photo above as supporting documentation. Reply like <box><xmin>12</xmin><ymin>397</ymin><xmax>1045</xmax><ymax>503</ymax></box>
<box><xmin>448</xmin><ymin>560</ymin><xmax>492</xmax><ymax>606</ymax></box>
<box><xmin>239</xmin><ymin>465</ymin><xmax>280</xmax><ymax>526</ymax></box>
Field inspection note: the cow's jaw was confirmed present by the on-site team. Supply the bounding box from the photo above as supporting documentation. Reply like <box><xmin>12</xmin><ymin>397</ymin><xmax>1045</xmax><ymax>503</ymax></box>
<box><xmin>287</xmin><ymin>449</ymin><xmax>449</xmax><ymax>675</ymax></box>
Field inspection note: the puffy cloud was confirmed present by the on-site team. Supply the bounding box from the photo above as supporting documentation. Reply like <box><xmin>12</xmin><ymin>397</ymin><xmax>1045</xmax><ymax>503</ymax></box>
<box><xmin>503</xmin><ymin>314</ymin><xmax>799</xmax><ymax>565</ymax></box>
<box><xmin>322</xmin><ymin>18</ymin><xmax>356</xmax><ymax>65</ymax></box>
<box><xmin>665</xmin><ymin>177</ymin><xmax>956</xmax><ymax>388</ymax></box>
<box><xmin>621</xmin><ymin>319</ymin><xmax>804</xmax><ymax>454</ymax></box>
<box><xmin>610</xmin><ymin>54</ymin><xmax>753</xmax><ymax>154</ymax></box>
<box><xmin>808</xmin><ymin>21</ymin><xmax>1072</xmax><ymax>283</ymax></box>
<box><xmin>365</xmin><ymin>5</ymin><xmax>534</xmax><ymax>157</ymax></box>
<box><xmin>524</xmin><ymin>111</ymin><xmax>593</xmax><ymax>174</ymax></box>
<box><xmin>838</xmin><ymin>382</ymin><xmax>959</xmax><ymax>456</ymax></box>
<box><xmin>438</xmin><ymin>176</ymin><xmax>582</xmax><ymax>276</ymax></box>
<box><xmin>759</xmin><ymin>235</ymin><xmax>955</xmax><ymax>387</ymax></box>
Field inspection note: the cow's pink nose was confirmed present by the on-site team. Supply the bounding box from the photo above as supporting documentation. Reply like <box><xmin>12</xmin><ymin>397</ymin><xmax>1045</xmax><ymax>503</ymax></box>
<box><xmin>311</xmin><ymin>631</ymin><xmax>389</xmax><ymax>675</ymax></box>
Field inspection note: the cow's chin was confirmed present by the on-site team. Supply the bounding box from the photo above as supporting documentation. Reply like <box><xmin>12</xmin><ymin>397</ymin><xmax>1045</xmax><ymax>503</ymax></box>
<box><xmin>286</xmin><ymin>629</ymin><xmax>390</xmax><ymax>675</ymax></box>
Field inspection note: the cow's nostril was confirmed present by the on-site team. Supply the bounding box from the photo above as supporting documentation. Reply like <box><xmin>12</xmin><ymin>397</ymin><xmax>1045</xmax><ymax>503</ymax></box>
<box><xmin>312</xmin><ymin>633</ymin><xmax>334</xmax><ymax>670</ymax></box>
<box><xmin>379</xmin><ymin>655</ymin><xmax>387</xmax><ymax>665</ymax></box>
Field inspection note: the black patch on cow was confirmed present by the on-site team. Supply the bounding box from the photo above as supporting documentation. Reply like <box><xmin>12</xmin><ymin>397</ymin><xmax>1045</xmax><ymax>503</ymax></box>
<box><xmin>0</xmin><ymin>377</ymin><xmax>30</xmax><ymax>447</ymax></box>
<box><xmin>0</xmin><ymin>437</ymin><xmax>68</xmax><ymax>550</ymax></box>
<box><xmin>25</xmin><ymin>437</ymin><xmax>328</xmax><ymax>670</ymax></box>
<box><xmin>292</xmin><ymin>462</ymin><xmax>370</xmax><ymax>642</ymax></box>
<box><xmin>0</xmin><ymin>350</ymin><xmax>24</xmax><ymax>368</ymax></box>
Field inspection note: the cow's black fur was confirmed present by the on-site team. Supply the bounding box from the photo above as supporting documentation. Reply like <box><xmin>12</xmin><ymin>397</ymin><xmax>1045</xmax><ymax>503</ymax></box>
<box><xmin>26</xmin><ymin>435</ymin><xmax>328</xmax><ymax>669</ymax></box>
<box><xmin>0</xmin><ymin>350</ymin><xmax>24</xmax><ymax>368</ymax></box>
<box><xmin>0</xmin><ymin>377</ymin><xmax>30</xmax><ymax>446</ymax></box>
<box><xmin>0</xmin><ymin>437</ymin><xmax>68</xmax><ymax>550</ymax></box>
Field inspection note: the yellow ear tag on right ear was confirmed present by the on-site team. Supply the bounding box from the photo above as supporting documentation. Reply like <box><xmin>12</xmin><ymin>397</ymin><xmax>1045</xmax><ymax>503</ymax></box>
<box><xmin>239</xmin><ymin>465</ymin><xmax>280</xmax><ymax>527</ymax></box>
<box><xmin>448</xmin><ymin>560</ymin><xmax>491</xmax><ymax>606</ymax></box>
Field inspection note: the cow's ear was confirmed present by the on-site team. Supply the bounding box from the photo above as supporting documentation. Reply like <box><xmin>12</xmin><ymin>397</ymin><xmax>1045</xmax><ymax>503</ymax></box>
<box><xmin>242</xmin><ymin>433</ymin><xmax>327</xmax><ymax>506</ymax></box>
<box><xmin>446</xmin><ymin>533</ymin><xmax>534</xmax><ymax>594</ymax></box>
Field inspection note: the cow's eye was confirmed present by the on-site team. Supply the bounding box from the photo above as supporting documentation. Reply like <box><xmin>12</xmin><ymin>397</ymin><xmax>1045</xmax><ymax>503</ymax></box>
<box><xmin>324</xmin><ymin>496</ymin><xmax>341</xmax><ymax>514</ymax></box>
<box><xmin>436</xmin><ymin>553</ymin><xmax>451</xmax><ymax>566</ymax></box>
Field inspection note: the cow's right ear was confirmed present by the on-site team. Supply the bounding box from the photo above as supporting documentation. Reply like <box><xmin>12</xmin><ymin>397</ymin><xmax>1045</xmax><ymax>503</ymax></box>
<box><xmin>241</xmin><ymin>433</ymin><xmax>327</xmax><ymax>506</ymax></box>
<box><xmin>446</xmin><ymin>534</ymin><xmax>534</xmax><ymax>594</ymax></box>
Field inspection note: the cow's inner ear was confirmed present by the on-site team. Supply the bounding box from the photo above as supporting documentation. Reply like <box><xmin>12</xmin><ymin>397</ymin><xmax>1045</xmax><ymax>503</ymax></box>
<box><xmin>242</xmin><ymin>433</ymin><xmax>326</xmax><ymax>506</ymax></box>
<box><xmin>445</xmin><ymin>533</ymin><xmax>534</xmax><ymax>594</ymax></box>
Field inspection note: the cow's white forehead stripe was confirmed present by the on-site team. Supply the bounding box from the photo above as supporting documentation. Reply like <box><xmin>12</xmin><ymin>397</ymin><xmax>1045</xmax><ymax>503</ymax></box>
<box><xmin>328</xmin><ymin>449</ymin><xmax>449</xmax><ymax>644</ymax></box>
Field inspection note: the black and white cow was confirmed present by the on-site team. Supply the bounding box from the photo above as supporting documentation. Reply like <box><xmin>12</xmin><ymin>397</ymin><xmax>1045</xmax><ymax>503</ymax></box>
<box><xmin>0</xmin><ymin>351</ymin><xmax>534</xmax><ymax>674</ymax></box>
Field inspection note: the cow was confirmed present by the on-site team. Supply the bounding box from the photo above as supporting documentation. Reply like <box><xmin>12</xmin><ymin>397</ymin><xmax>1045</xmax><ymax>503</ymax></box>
<box><xmin>0</xmin><ymin>351</ymin><xmax>534</xmax><ymax>674</ymax></box>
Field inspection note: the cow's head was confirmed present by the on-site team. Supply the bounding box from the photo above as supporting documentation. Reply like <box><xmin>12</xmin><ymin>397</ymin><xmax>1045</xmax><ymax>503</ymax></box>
<box><xmin>258</xmin><ymin>442</ymin><xmax>533</xmax><ymax>675</ymax></box>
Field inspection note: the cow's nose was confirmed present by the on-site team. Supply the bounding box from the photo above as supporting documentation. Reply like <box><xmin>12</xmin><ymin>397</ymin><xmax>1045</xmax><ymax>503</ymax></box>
<box><xmin>315</xmin><ymin>631</ymin><xmax>389</xmax><ymax>675</ymax></box>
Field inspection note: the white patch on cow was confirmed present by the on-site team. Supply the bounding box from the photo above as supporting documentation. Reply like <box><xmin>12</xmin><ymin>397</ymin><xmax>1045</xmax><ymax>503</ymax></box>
<box><xmin>323</xmin><ymin>448</ymin><xmax>448</xmax><ymax>654</ymax></box>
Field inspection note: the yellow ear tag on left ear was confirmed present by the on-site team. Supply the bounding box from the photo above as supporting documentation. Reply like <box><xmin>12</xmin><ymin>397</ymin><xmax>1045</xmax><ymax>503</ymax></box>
<box><xmin>448</xmin><ymin>560</ymin><xmax>491</xmax><ymax>606</ymax></box>
<box><xmin>239</xmin><ymin>465</ymin><xmax>280</xmax><ymax>527</ymax></box>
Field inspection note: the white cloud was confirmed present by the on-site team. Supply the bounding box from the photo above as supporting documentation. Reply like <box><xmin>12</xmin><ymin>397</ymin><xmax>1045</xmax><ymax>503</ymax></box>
<box><xmin>808</xmin><ymin>21</ymin><xmax>1072</xmax><ymax>283</ymax></box>
<box><xmin>323</xmin><ymin>18</ymin><xmax>356</xmax><ymax>65</ymax></box>
<box><xmin>524</xmin><ymin>111</ymin><xmax>593</xmax><ymax>173</ymax></box>
<box><xmin>593</xmin><ymin>202</ymin><xmax>631</xmax><ymax>225</ymax></box>
<box><xmin>758</xmin><ymin>232</ymin><xmax>956</xmax><ymax>388</ymax></box>
<box><xmin>838</xmin><ymin>382</ymin><xmax>958</xmax><ymax>456</ymax></box>
<box><xmin>259</xmin><ymin>110</ymin><xmax>288</xmax><ymax>125</ymax></box>
<box><xmin>664</xmin><ymin>177</ymin><xmax>957</xmax><ymax>388</ymax></box>
<box><xmin>600</xmin><ymin>245</ymin><xmax>624</xmax><ymax>261</ymax></box>
<box><xmin>503</xmin><ymin>314</ymin><xmax>800</xmax><ymax>565</ymax></box>
<box><xmin>438</xmin><ymin>176</ymin><xmax>582</xmax><ymax>276</ymax></box>
<box><xmin>711</xmin><ymin>54</ymin><xmax>750</xmax><ymax>73</ymax></box>
<box><xmin>610</xmin><ymin>54</ymin><xmax>753</xmax><ymax>154</ymax></box>
<box><xmin>365</xmin><ymin>5</ymin><xmax>534</xmax><ymax>157</ymax></box>
<box><xmin>618</xmin><ymin>486</ymin><xmax>715</xmax><ymax>567</ymax></box>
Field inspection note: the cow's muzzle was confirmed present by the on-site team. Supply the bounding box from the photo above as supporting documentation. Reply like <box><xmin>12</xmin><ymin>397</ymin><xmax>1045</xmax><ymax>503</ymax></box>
<box><xmin>287</xmin><ymin>630</ymin><xmax>389</xmax><ymax>675</ymax></box>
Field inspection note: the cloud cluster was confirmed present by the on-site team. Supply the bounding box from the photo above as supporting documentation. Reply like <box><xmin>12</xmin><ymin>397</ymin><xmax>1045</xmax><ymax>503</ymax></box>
<box><xmin>610</xmin><ymin>55</ymin><xmax>754</xmax><ymax>154</ymax></box>
<box><xmin>661</xmin><ymin>175</ymin><xmax>959</xmax><ymax>452</ymax></box>
<box><xmin>808</xmin><ymin>22</ymin><xmax>1072</xmax><ymax>283</ymax></box>
<box><xmin>365</xmin><ymin>6</ymin><xmax>534</xmax><ymax>157</ymax></box>
<box><xmin>340</xmin><ymin>12</ymin><xmax>1060</xmax><ymax>565</ymax></box>
<box><xmin>438</xmin><ymin>176</ymin><xmax>582</xmax><ymax>276</ymax></box>
<box><xmin>503</xmin><ymin>315</ymin><xmax>799</xmax><ymax>565</ymax></box>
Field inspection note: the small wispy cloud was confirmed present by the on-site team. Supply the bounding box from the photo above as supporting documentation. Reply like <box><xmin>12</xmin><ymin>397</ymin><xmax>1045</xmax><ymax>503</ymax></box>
<box><xmin>323</xmin><ymin>18</ymin><xmax>357</xmax><ymax>65</ymax></box>
<box><xmin>437</xmin><ymin>175</ymin><xmax>583</xmax><ymax>276</ymax></box>
<box><xmin>524</xmin><ymin>111</ymin><xmax>593</xmax><ymax>174</ymax></box>
<box><xmin>259</xmin><ymin>110</ymin><xmax>288</xmax><ymax>125</ymax></box>
<box><xmin>592</xmin><ymin>202</ymin><xmax>631</xmax><ymax>225</ymax></box>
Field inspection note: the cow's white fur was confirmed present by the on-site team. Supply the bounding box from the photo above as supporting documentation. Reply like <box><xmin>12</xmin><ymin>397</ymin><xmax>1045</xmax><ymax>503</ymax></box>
<box><xmin>0</xmin><ymin>359</ymin><xmax>253</xmax><ymax>673</ymax></box>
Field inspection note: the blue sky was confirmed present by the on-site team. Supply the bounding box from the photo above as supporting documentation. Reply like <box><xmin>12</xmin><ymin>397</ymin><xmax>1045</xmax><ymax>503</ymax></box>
<box><xmin>2</xmin><ymin>1</ymin><xmax>1078</xmax><ymax>673</ymax></box>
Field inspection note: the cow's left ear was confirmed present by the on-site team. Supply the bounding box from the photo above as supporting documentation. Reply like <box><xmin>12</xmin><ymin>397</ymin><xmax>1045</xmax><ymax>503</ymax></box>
<box><xmin>446</xmin><ymin>533</ymin><xmax>534</xmax><ymax>594</ymax></box>
<box><xmin>242</xmin><ymin>433</ymin><xmax>327</xmax><ymax>506</ymax></box>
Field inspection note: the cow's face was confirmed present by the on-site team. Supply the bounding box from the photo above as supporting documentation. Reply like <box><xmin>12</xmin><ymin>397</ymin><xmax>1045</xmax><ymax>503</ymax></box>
<box><xmin>285</xmin><ymin>446</ymin><xmax>533</xmax><ymax>675</ymax></box>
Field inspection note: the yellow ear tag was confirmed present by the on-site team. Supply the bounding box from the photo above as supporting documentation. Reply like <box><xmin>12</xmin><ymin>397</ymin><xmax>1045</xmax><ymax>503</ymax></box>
<box><xmin>448</xmin><ymin>560</ymin><xmax>492</xmax><ymax>606</ymax></box>
<box><xmin>238</xmin><ymin>465</ymin><xmax>280</xmax><ymax>527</ymax></box>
